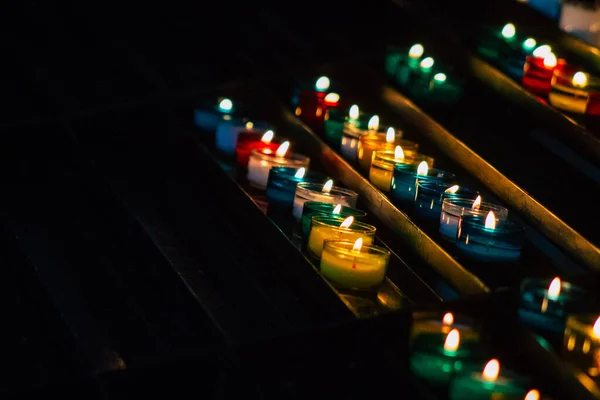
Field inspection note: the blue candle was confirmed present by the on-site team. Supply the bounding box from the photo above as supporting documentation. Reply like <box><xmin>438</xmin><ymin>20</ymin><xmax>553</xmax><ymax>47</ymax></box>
<box><xmin>194</xmin><ymin>97</ymin><xmax>237</xmax><ymax>131</ymax></box>
<box><xmin>390</xmin><ymin>162</ymin><xmax>456</xmax><ymax>206</ymax></box>
<box><xmin>414</xmin><ymin>182</ymin><xmax>478</xmax><ymax>221</ymax></box>
<box><xmin>449</xmin><ymin>359</ymin><xmax>529</xmax><ymax>400</ymax></box>
<box><xmin>456</xmin><ymin>212</ymin><xmax>525</xmax><ymax>263</ymax></box>
<box><xmin>519</xmin><ymin>277</ymin><xmax>590</xmax><ymax>334</ymax></box>
<box><xmin>265</xmin><ymin>167</ymin><xmax>329</xmax><ymax>212</ymax></box>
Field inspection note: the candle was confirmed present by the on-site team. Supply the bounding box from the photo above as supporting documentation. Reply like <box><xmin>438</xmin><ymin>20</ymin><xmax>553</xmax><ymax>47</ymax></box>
<box><xmin>440</xmin><ymin>197</ymin><xmax>508</xmax><ymax>241</ymax></box>
<box><xmin>324</xmin><ymin>105</ymin><xmax>370</xmax><ymax>148</ymax></box>
<box><xmin>519</xmin><ymin>277</ymin><xmax>590</xmax><ymax>334</ymax></box>
<box><xmin>216</xmin><ymin>120</ymin><xmax>270</xmax><ymax>156</ymax></box>
<box><xmin>293</xmin><ymin>76</ymin><xmax>340</xmax><ymax>130</ymax></box>
<box><xmin>307</xmin><ymin>216</ymin><xmax>376</xmax><ymax>259</ymax></box>
<box><xmin>564</xmin><ymin>314</ymin><xmax>600</xmax><ymax>382</ymax></box>
<box><xmin>194</xmin><ymin>97</ymin><xmax>237</xmax><ymax>131</ymax></box>
<box><xmin>339</xmin><ymin>115</ymin><xmax>381</xmax><ymax>162</ymax></box>
<box><xmin>414</xmin><ymin>182</ymin><xmax>478</xmax><ymax>221</ymax></box>
<box><xmin>265</xmin><ymin>167</ymin><xmax>329</xmax><ymax>211</ymax></box>
<box><xmin>369</xmin><ymin>147</ymin><xmax>434</xmax><ymax>192</ymax></box>
<box><xmin>549</xmin><ymin>69</ymin><xmax>600</xmax><ymax>116</ymax></box>
<box><xmin>235</xmin><ymin>130</ymin><xmax>282</xmax><ymax>169</ymax></box>
<box><xmin>456</xmin><ymin>211</ymin><xmax>525</xmax><ymax>262</ymax></box>
<box><xmin>418</xmin><ymin>56</ymin><xmax>435</xmax><ymax>77</ymax></box>
<box><xmin>390</xmin><ymin>161</ymin><xmax>456</xmax><ymax>206</ymax></box>
<box><xmin>320</xmin><ymin>238</ymin><xmax>390</xmax><ymax>290</ymax></box>
<box><xmin>247</xmin><ymin>142</ymin><xmax>310</xmax><ymax>190</ymax></box>
<box><xmin>356</xmin><ymin>128</ymin><xmax>418</xmax><ymax>171</ymax></box>
<box><xmin>292</xmin><ymin>180</ymin><xmax>358</xmax><ymax>220</ymax></box>
<box><xmin>301</xmin><ymin>202</ymin><xmax>367</xmax><ymax>238</ymax></box>
<box><xmin>449</xmin><ymin>359</ymin><xmax>529</xmax><ymax>400</ymax></box>
<box><xmin>522</xmin><ymin>47</ymin><xmax>566</xmax><ymax>95</ymax></box>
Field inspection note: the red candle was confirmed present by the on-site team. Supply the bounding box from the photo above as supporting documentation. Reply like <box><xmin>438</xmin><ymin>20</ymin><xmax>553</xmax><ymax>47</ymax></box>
<box><xmin>235</xmin><ymin>130</ymin><xmax>286</xmax><ymax>169</ymax></box>
<box><xmin>522</xmin><ymin>55</ymin><xmax>567</xmax><ymax>95</ymax></box>
<box><xmin>294</xmin><ymin>87</ymin><xmax>342</xmax><ymax>131</ymax></box>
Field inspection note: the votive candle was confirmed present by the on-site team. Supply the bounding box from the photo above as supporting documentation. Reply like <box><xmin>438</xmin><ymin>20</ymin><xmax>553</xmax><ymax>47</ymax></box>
<box><xmin>301</xmin><ymin>202</ymin><xmax>367</xmax><ymax>238</ymax></box>
<box><xmin>440</xmin><ymin>197</ymin><xmax>508</xmax><ymax>241</ymax></box>
<box><xmin>391</xmin><ymin>162</ymin><xmax>455</xmax><ymax>206</ymax></box>
<box><xmin>235</xmin><ymin>130</ymin><xmax>282</xmax><ymax>169</ymax></box>
<box><xmin>369</xmin><ymin>149</ymin><xmax>434</xmax><ymax>192</ymax></box>
<box><xmin>564</xmin><ymin>314</ymin><xmax>600</xmax><ymax>382</ymax></box>
<box><xmin>216</xmin><ymin>120</ymin><xmax>269</xmax><ymax>156</ymax></box>
<box><xmin>357</xmin><ymin>131</ymin><xmax>418</xmax><ymax>171</ymax></box>
<box><xmin>414</xmin><ymin>182</ymin><xmax>478</xmax><ymax>221</ymax></box>
<box><xmin>247</xmin><ymin>142</ymin><xmax>309</xmax><ymax>190</ymax></box>
<box><xmin>265</xmin><ymin>167</ymin><xmax>328</xmax><ymax>211</ymax></box>
<box><xmin>307</xmin><ymin>216</ymin><xmax>375</xmax><ymax>259</ymax></box>
<box><xmin>292</xmin><ymin>181</ymin><xmax>358</xmax><ymax>220</ymax></box>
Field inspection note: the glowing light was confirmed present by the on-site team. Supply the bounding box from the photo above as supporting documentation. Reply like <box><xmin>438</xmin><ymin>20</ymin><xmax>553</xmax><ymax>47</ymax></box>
<box><xmin>368</xmin><ymin>115</ymin><xmax>380</xmax><ymax>131</ymax></box>
<box><xmin>322</xmin><ymin>179</ymin><xmax>334</xmax><ymax>193</ymax></box>
<box><xmin>472</xmin><ymin>195</ymin><xmax>482</xmax><ymax>210</ymax></box>
<box><xmin>340</xmin><ymin>216</ymin><xmax>354</xmax><ymax>229</ymax></box>
<box><xmin>443</xmin><ymin>313</ymin><xmax>454</xmax><ymax>326</ymax></box>
<box><xmin>547</xmin><ymin>277</ymin><xmax>561</xmax><ymax>300</ymax></box>
<box><xmin>523</xmin><ymin>38</ymin><xmax>537</xmax><ymax>50</ymax></box>
<box><xmin>420</xmin><ymin>57</ymin><xmax>434</xmax><ymax>69</ymax></box>
<box><xmin>445</xmin><ymin>185</ymin><xmax>459</xmax><ymax>194</ymax></box>
<box><xmin>434</xmin><ymin>73</ymin><xmax>447</xmax><ymax>83</ymax></box>
<box><xmin>349</xmin><ymin>105</ymin><xmax>359</xmax><ymax>120</ymax></box>
<box><xmin>315</xmin><ymin>76</ymin><xmax>330</xmax><ymax>91</ymax></box>
<box><xmin>524</xmin><ymin>389</ymin><xmax>540</xmax><ymax>400</ymax></box>
<box><xmin>261</xmin><ymin>130</ymin><xmax>274</xmax><ymax>143</ymax></box>
<box><xmin>294</xmin><ymin>168</ymin><xmax>306</xmax><ymax>179</ymax></box>
<box><xmin>501</xmin><ymin>23</ymin><xmax>516</xmax><ymax>39</ymax></box>
<box><xmin>353</xmin><ymin>238</ymin><xmax>363</xmax><ymax>252</ymax></box>
<box><xmin>573</xmin><ymin>72</ymin><xmax>588</xmax><ymax>88</ymax></box>
<box><xmin>245</xmin><ymin>121</ymin><xmax>254</xmax><ymax>130</ymax></box>
<box><xmin>482</xmin><ymin>359</ymin><xmax>500</xmax><ymax>382</ymax></box>
<box><xmin>416</xmin><ymin>161</ymin><xmax>429</xmax><ymax>176</ymax></box>
<box><xmin>543</xmin><ymin>53</ymin><xmax>557</xmax><ymax>68</ymax></box>
<box><xmin>324</xmin><ymin>92</ymin><xmax>340</xmax><ymax>104</ymax></box>
<box><xmin>394</xmin><ymin>145</ymin><xmax>405</xmax><ymax>160</ymax></box>
<box><xmin>533</xmin><ymin>44</ymin><xmax>552</xmax><ymax>58</ymax></box>
<box><xmin>386</xmin><ymin>127</ymin><xmax>395</xmax><ymax>144</ymax></box>
<box><xmin>408</xmin><ymin>44</ymin><xmax>424</xmax><ymax>59</ymax></box>
<box><xmin>218</xmin><ymin>98</ymin><xmax>233</xmax><ymax>112</ymax></box>
<box><xmin>485</xmin><ymin>211</ymin><xmax>496</xmax><ymax>230</ymax></box>
<box><xmin>275</xmin><ymin>141</ymin><xmax>290</xmax><ymax>158</ymax></box>
<box><xmin>593</xmin><ymin>316</ymin><xmax>600</xmax><ymax>338</ymax></box>
<box><xmin>333</xmin><ymin>204</ymin><xmax>342</xmax><ymax>214</ymax></box>
<box><xmin>444</xmin><ymin>329</ymin><xmax>460</xmax><ymax>352</ymax></box>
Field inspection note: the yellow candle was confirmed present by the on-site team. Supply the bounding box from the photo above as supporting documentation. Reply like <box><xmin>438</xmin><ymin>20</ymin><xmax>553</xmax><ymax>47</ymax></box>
<box><xmin>369</xmin><ymin>148</ymin><xmax>435</xmax><ymax>191</ymax></box>
<box><xmin>357</xmin><ymin>132</ymin><xmax>418</xmax><ymax>171</ymax></box>
<box><xmin>307</xmin><ymin>216</ymin><xmax>376</xmax><ymax>258</ymax></box>
<box><xmin>320</xmin><ymin>238</ymin><xmax>390</xmax><ymax>290</ymax></box>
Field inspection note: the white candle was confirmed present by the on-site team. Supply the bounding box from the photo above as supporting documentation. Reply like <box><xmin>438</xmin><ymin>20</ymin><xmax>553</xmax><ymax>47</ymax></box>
<box><xmin>247</xmin><ymin>142</ymin><xmax>309</xmax><ymax>189</ymax></box>
<box><xmin>439</xmin><ymin>196</ymin><xmax>508</xmax><ymax>240</ymax></box>
<box><xmin>292</xmin><ymin>180</ymin><xmax>358</xmax><ymax>220</ymax></box>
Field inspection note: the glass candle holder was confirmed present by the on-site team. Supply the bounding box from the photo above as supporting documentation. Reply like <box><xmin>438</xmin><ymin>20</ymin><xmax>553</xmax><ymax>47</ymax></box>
<box><xmin>340</xmin><ymin>125</ymin><xmax>363</xmax><ymax>162</ymax></box>
<box><xmin>440</xmin><ymin>198</ymin><xmax>508</xmax><ymax>241</ymax></box>
<box><xmin>357</xmin><ymin>133</ymin><xmax>418</xmax><ymax>171</ymax></box>
<box><xmin>216</xmin><ymin>120</ymin><xmax>269</xmax><ymax>156</ymax></box>
<box><xmin>456</xmin><ymin>215</ymin><xmax>525</xmax><ymax>263</ymax></box>
<box><xmin>194</xmin><ymin>98</ymin><xmax>240</xmax><ymax>131</ymax></box>
<box><xmin>549</xmin><ymin>69</ymin><xmax>600</xmax><ymax>116</ymax></box>
<box><xmin>564</xmin><ymin>314</ymin><xmax>600</xmax><ymax>381</ymax></box>
<box><xmin>519</xmin><ymin>277</ymin><xmax>590</xmax><ymax>334</ymax></box>
<box><xmin>292</xmin><ymin>182</ymin><xmax>358</xmax><ymax>220</ymax></box>
<box><xmin>320</xmin><ymin>240</ymin><xmax>390</xmax><ymax>290</ymax></box>
<box><xmin>369</xmin><ymin>150</ymin><xmax>434</xmax><ymax>192</ymax></box>
<box><xmin>247</xmin><ymin>149</ymin><xmax>310</xmax><ymax>190</ymax></box>
<box><xmin>301</xmin><ymin>202</ymin><xmax>367</xmax><ymax>238</ymax></box>
<box><xmin>522</xmin><ymin>55</ymin><xmax>567</xmax><ymax>95</ymax></box>
<box><xmin>293</xmin><ymin>87</ymin><xmax>340</xmax><ymax>130</ymax></box>
<box><xmin>324</xmin><ymin>107</ymin><xmax>369</xmax><ymax>148</ymax></box>
<box><xmin>448</xmin><ymin>361</ymin><xmax>529</xmax><ymax>400</ymax></box>
<box><xmin>415</xmin><ymin>182</ymin><xmax>478</xmax><ymax>221</ymax></box>
<box><xmin>265</xmin><ymin>167</ymin><xmax>329</xmax><ymax>211</ymax></box>
<box><xmin>410</xmin><ymin>312</ymin><xmax>482</xmax><ymax>386</ymax></box>
<box><xmin>235</xmin><ymin>131</ymin><xmax>284</xmax><ymax>169</ymax></box>
<box><xmin>307</xmin><ymin>216</ymin><xmax>376</xmax><ymax>259</ymax></box>
<box><xmin>391</xmin><ymin>163</ymin><xmax>456</xmax><ymax>206</ymax></box>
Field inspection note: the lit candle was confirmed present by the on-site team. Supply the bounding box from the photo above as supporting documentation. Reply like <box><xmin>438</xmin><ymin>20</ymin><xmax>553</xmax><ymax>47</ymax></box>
<box><xmin>216</xmin><ymin>119</ymin><xmax>271</xmax><ymax>156</ymax></box>
<box><xmin>307</xmin><ymin>216</ymin><xmax>376</xmax><ymax>259</ymax></box>
<box><xmin>293</xmin><ymin>76</ymin><xmax>340</xmax><ymax>130</ymax></box>
<box><xmin>522</xmin><ymin>46</ymin><xmax>566</xmax><ymax>95</ymax></box>
<box><xmin>265</xmin><ymin>167</ymin><xmax>329</xmax><ymax>212</ymax></box>
<box><xmin>369</xmin><ymin>147</ymin><xmax>434</xmax><ymax>192</ymax></box>
<box><xmin>419</xmin><ymin>57</ymin><xmax>435</xmax><ymax>76</ymax></box>
<box><xmin>235</xmin><ymin>130</ymin><xmax>283</xmax><ymax>169</ymax></box>
<box><xmin>390</xmin><ymin>161</ymin><xmax>456</xmax><ymax>206</ymax></box>
<box><xmin>324</xmin><ymin>104</ymin><xmax>371</xmax><ymax>148</ymax></box>
<box><xmin>320</xmin><ymin>238</ymin><xmax>390</xmax><ymax>290</ymax></box>
<box><xmin>564</xmin><ymin>314</ymin><xmax>600</xmax><ymax>382</ymax></box>
<box><xmin>300</xmin><ymin>202</ymin><xmax>367</xmax><ymax>238</ymax></box>
<box><xmin>414</xmin><ymin>182</ymin><xmax>478</xmax><ymax>221</ymax></box>
<box><xmin>247</xmin><ymin>141</ymin><xmax>310</xmax><ymax>190</ymax></box>
<box><xmin>449</xmin><ymin>359</ymin><xmax>529</xmax><ymax>400</ymax></box>
<box><xmin>440</xmin><ymin>197</ymin><xmax>508</xmax><ymax>241</ymax></box>
<box><xmin>356</xmin><ymin>128</ymin><xmax>419</xmax><ymax>171</ymax></box>
<box><xmin>519</xmin><ymin>277</ymin><xmax>589</xmax><ymax>334</ymax></box>
<box><xmin>456</xmin><ymin>211</ymin><xmax>525</xmax><ymax>262</ymax></box>
<box><xmin>194</xmin><ymin>97</ymin><xmax>237</xmax><ymax>131</ymax></box>
<box><xmin>339</xmin><ymin>115</ymin><xmax>385</xmax><ymax>162</ymax></box>
<box><xmin>292</xmin><ymin>180</ymin><xmax>358</xmax><ymax>220</ymax></box>
<box><xmin>549</xmin><ymin>69</ymin><xmax>600</xmax><ymax>116</ymax></box>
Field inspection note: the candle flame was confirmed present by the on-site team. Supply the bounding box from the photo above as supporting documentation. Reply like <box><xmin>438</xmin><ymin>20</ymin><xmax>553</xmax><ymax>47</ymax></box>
<box><xmin>443</xmin><ymin>312</ymin><xmax>454</xmax><ymax>326</ymax></box>
<box><xmin>533</xmin><ymin>44</ymin><xmax>552</xmax><ymax>58</ymax></box>
<box><xmin>275</xmin><ymin>141</ymin><xmax>290</xmax><ymax>157</ymax></box>
<box><xmin>416</xmin><ymin>161</ymin><xmax>428</xmax><ymax>176</ymax></box>
<box><xmin>445</xmin><ymin>185</ymin><xmax>459</xmax><ymax>194</ymax></box>
<box><xmin>261</xmin><ymin>130</ymin><xmax>274</xmax><ymax>143</ymax></box>
<box><xmin>420</xmin><ymin>57</ymin><xmax>434</xmax><ymax>69</ymax></box>
<box><xmin>294</xmin><ymin>167</ymin><xmax>306</xmax><ymax>179</ymax></box>
<box><xmin>324</xmin><ymin>92</ymin><xmax>340</xmax><ymax>104</ymax></box>
<box><xmin>368</xmin><ymin>115</ymin><xmax>380</xmax><ymax>131</ymax></box>
<box><xmin>472</xmin><ymin>195</ymin><xmax>482</xmax><ymax>210</ymax></box>
<box><xmin>315</xmin><ymin>76</ymin><xmax>330</xmax><ymax>91</ymax></box>
<box><xmin>573</xmin><ymin>72</ymin><xmax>588</xmax><ymax>88</ymax></box>
<box><xmin>543</xmin><ymin>53</ymin><xmax>557</xmax><ymax>68</ymax></box>
<box><xmin>394</xmin><ymin>145</ymin><xmax>405</xmax><ymax>160</ymax></box>
<box><xmin>593</xmin><ymin>316</ymin><xmax>600</xmax><ymax>338</ymax></box>
<box><xmin>444</xmin><ymin>329</ymin><xmax>460</xmax><ymax>352</ymax></box>
<box><xmin>408</xmin><ymin>43</ymin><xmax>424</xmax><ymax>59</ymax></box>
<box><xmin>322</xmin><ymin>179</ymin><xmax>334</xmax><ymax>193</ymax></box>
<box><xmin>353</xmin><ymin>237</ymin><xmax>363</xmax><ymax>252</ymax></box>
<box><xmin>333</xmin><ymin>204</ymin><xmax>342</xmax><ymax>214</ymax></box>
<box><xmin>245</xmin><ymin>121</ymin><xmax>254</xmax><ymax>130</ymax></box>
<box><xmin>218</xmin><ymin>98</ymin><xmax>233</xmax><ymax>111</ymax></box>
<box><xmin>524</xmin><ymin>389</ymin><xmax>540</xmax><ymax>400</ymax></box>
<box><xmin>340</xmin><ymin>216</ymin><xmax>354</xmax><ymax>229</ymax></box>
<box><xmin>501</xmin><ymin>23</ymin><xmax>516</xmax><ymax>39</ymax></box>
<box><xmin>386</xmin><ymin>127</ymin><xmax>395</xmax><ymax>144</ymax></box>
<box><xmin>484</xmin><ymin>211</ymin><xmax>496</xmax><ymax>230</ymax></box>
<box><xmin>349</xmin><ymin>105</ymin><xmax>359</xmax><ymax>120</ymax></box>
<box><xmin>482</xmin><ymin>359</ymin><xmax>500</xmax><ymax>382</ymax></box>
<box><xmin>547</xmin><ymin>277</ymin><xmax>561</xmax><ymax>299</ymax></box>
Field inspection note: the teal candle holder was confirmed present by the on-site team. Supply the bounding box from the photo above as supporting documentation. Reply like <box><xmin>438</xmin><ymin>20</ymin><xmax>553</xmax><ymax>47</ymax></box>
<box><xmin>448</xmin><ymin>361</ymin><xmax>529</xmax><ymax>400</ymax></box>
<box><xmin>390</xmin><ymin>163</ymin><xmax>456</xmax><ymax>207</ymax></box>
<box><xmin>300</xmin><ymin>202</ymin><xmax>367</xmax><ymax>238</ymax></box>
<box><xmin>324</xmin><ymin>107</ymin><xmax>369</xmax><ymax>148</ymax></box>
<box><xmin>403</xmin><ymin>73</ymin><xmax>464</xmax><ymax>106</ymax></box>
<box><xmin>266</xmin><ymin>167</ymin><xmax>329</xmax><ymax>212</ymax></box>
<box><xmin>414</xmin><ymin>182</ymin><xmax>478</xmax><ymax>221</ymax></box>
<box><xmin>456</xmin><ymin>215</ymin><xmax>525</xmax><ymax>263</ymax></box>
<box><xmin>440</xmin><ymin>198</ymin><xmax>508</xmax><ymax>241</ymax></box>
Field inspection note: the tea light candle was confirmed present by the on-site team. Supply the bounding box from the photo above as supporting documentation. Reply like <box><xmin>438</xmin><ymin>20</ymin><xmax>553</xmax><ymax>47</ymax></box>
<box><xmin>301</xmin><ymin>202</ymin><xmax>367</xmax><ymax>238</ymax></box>
<box><xmin>564</xmin><ymin>314</ymin><xmax>600</xmax><ymax>381</ymax></box>
<box><xmin>440</xmin><ymin>197</ymin><xmax>508</xmax><ymax>241</ymax></box>
<box><xmin>307</xmin><ymin>216</ymin><xmax>376</xmax><ymax>259</ymax></box>
<box><xmin>216</xmin><ymin>120</ymin><xmax>269</xmax><ymax>156</ymax></box>
<box><xmin>265</xmin><ymin>167</ymin><xmax>328</xmax><ymax>211</ymax></box>
<box><xmin>247</xmin><ymin>142</ymin><xmax>310</xmax><ymax>190</ymax></box>
<box><xmin>415</xmin><ymin>182</ymin><xmax>478</xmax><ymax>221</ymax></box>
<box><xmin>235</xmin><ymin>130</ymin><xmax>281</xmax><ymax>169</ymax></box>
<box><xmin>324</xmin><ymin>105</ymin><xmax>370</xmax><ymax>148</ymax></box>
<box><xmin>292</xmin><ymin>180</ymin><xmax>358</xmax><ymax>220</ymax></box>
<box><xmin>522</xmin><ymin>46</ymin><xmax>566</xmax><ymax>95</ymax></box>
<box><xmin>519</xmin><ymin>277</ymin><xmax>590</xmax><ymax>334</ymax></box>
<box><xmin>339</xmin><ymin>115</ymin><xmax>381</xmax><ymax>162</ymax></box>
<box><xmin>390</xmin><ymin>162</ymin><xmax>456</xmax><ymax>206</ymax></box>
<box><xmin>549</xmin><ymin>69</ymin><xmax>600</xmax><ymax>116</ymax></box>
<box><xmin>320</xmin><ymin>238</ymin><xmax>390</xmax><ymax>290</ymax></box>
<box><xmin>456</xmin><ymin>211</ymin><xmax>525</xmax><ymax>263</ymax></box>
<box><xmin>194</xmin><ymin>97</ymin><xmax>237</xmax><ymax>131</ymax></box>
<box><xmin>369</xmin><ymin>147</ymin><xmax>434</xmax><ymax>192</ymax></box>
<box><xmin>385</xmin><ymin>44</ymin><xmax>425</xmax><ymax>86</ymax></box>
<box><xmin>357</xmin><ymin>128</ymin><xmax>418</xmax><ymax>171</ymax></box>
<box><xmin>293</xmin><ymin>76</ymin><xmax>340</xmax><ymax>129</ymax></box>
<box><xmin>449</xmin><ymin>359</ymin><xmax>528</xmax><ymax>400</ymax></box>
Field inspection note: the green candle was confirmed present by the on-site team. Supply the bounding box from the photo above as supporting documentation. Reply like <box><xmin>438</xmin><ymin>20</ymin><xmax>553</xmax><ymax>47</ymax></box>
<box><xmin>449</xmin><ymin>359</ymin><xmax>529</xmax><ymax>400</ymax></box>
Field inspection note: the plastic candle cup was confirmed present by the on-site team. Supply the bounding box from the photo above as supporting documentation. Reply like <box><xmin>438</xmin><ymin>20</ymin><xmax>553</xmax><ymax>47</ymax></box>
<box><xmin>320</xmin><ymin>239</ymin><xmax>390</xmax><ymax>290</ymax></box>
<box><xmin>194</xmin><ymin>97</ymin><xmax>238</xmax><ymax>131</ymax></box>
<box><xmin>357</xmin><ymin>130</ymin><xmax>418</xmax><ymax>171</ymax></box>
<box><xmin>369</xmin><ymin>148</ymin><xmax>434</xmax><ymax>192</ymax></box>
<box><xmin>265</xmin><ymin>167</ymin><xmax>329</xmax><ymax>212</ymax></box>
<box><xmin>247</xmin><ymin>142</ymin><xmax>310</xmax><ymax>190</ymax></box>
<box><xmin>415</xmin><ymin>182</ymin><xmax>478</xmax><ymax>221</ymax></box>
<box><xmin>292</xmin><ymin>181</ymin><xmax>358</xmax><ymax>220</ymax></box>
<box><xmin>456</xmin><ymin>212</ymin><xmax>525</xmax><ymax>263</ymax></box>
<box><xmin>519</xmin><ymin>277</ymin><xmax>590</xmax><ymax>334</ymax></box>
<box><xmin>449</xmin><ymin>359</ymin><xmax>529</xmax><ymax>400</ymax></box>
<box><xmin>307</xmin><ymin>216</ymin><xmax>376</xmax><ymax>259</ymax></box>
<box><xmin>216</xmin><ymin>120</ymin><xmax>270</xmax><ymax>156</ymax></box>
<box><xmin>410</xmin><ymin>312</ymin><xmax>482</xmax><ymax>386</ymax></box>
<box><xmin>440</xmin><ymin>197</ymin><xmax>508</xmax><ymax>241</ymax></box>
<box><xmin>564</xmin><ymin>314</ymin><xmax>600</xmax><ymax>381</ymax></box>
<box><xmin>235</xmin><ymin>130</ymin><xmax>284</xmax><ymax>169</ymax></box>
<box><xmin>391</xmin><ymin>162</ymin><xmax>456</xmax><ymax>206</ymax></box>
<box><xmin>324</xmin><ymin>105</ymin><xmax>370</xmax><ymax>148</ymax></box>
<box><xmin>301</xmin><ymin>202</ymin><xmax>367</xmax><ymax>238</ymax></box>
